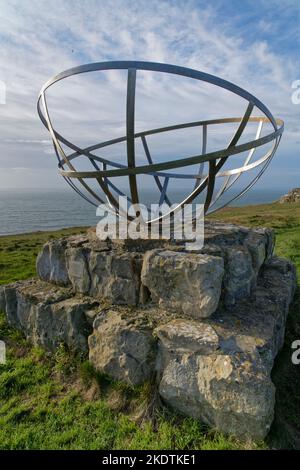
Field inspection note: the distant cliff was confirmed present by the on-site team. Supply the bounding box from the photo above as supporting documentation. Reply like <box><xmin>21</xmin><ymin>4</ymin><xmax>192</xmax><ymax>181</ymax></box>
<box><xmin>279</xmin><ymin>188</ymin><xmax>300</xmax><ymax>203</ymax></box>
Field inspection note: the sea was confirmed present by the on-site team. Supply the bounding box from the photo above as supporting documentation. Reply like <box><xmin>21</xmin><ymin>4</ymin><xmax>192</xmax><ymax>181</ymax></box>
<box><xmin>0</xmin><ymin>187</ymin><xmax>287</xmax><ymax>236</ymax></box>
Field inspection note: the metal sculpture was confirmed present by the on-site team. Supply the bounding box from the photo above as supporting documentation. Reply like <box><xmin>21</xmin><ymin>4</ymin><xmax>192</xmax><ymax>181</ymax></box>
<box><xmin>37</xmin><ymin>61</ymin><xmax>283</xmax><ymax>223</ymax></box>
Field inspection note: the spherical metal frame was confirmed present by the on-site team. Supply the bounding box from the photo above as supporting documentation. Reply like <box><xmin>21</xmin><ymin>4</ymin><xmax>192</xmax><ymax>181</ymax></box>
<box><xmin>37</xmin><ymin>61</ymin><xmax>284</xmax><ymax>223</ymax></box>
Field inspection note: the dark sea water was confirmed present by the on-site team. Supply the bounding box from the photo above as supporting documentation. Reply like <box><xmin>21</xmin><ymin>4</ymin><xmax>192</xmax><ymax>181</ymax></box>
<box><xmin>0</xmin><ymin>187</ymin><xmax>286</xmax><ymax>236</ymax></box>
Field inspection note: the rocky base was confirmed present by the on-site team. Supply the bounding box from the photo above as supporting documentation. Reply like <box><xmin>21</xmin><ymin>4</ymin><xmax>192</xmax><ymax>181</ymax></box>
<box><xmin>34</xmin><ymin>221</ymin><xmax>275</xmax><ymax>312</ymax></box>
<box><xmin>0</xmin><ymin>222</ymin><xmax>297</xmax><ymax>441</ymax></box>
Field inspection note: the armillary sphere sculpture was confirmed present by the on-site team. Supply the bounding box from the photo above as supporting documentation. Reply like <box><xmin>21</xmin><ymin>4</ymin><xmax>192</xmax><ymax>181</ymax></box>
<box><xmin>37</xmin><ymin>61</ymin><xmax>283</xmax><ymax>223</ymax></box>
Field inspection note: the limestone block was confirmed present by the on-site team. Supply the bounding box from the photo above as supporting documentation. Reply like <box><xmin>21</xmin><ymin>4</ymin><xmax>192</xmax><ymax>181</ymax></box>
<box><xmin>88</xmin><ymin>251</ymin><xmax>142</xmax><ymax>305</ymax></box>
<box><xmin>222</xmin><ymin>246</ymin><xmax>255</xmax><ymax>307</ymax></box>
<box><xmin>0</xmin><ymin>279</ymin><xmax>97</xmax><ymax>353</ymax></box>
<box><xmin>66</xmin><ymin>247</ymin><xmax>91</xmax><ymax>294</ymax></box>
<box><xmin>141</xmin><ymin>250</ymin><xmax>224</xmax><ymax>318</ymax></box>
<box><xmin>36</xmin><ymin>239</ymin><xmax>69</xmax><ymax>286</ymax></box>
<box><xmin>158</xmin><ymin>351</ymin><xmax>274</xmax><ymax>440</ymax></box>
<box><xmin>155</xmin><ymin>256</ymin><xmax>297</xmax><ymax>440</ymax></box>
<box><xmin>89</xmin><ymin>309</ymin><xmax>156</xmax><ymax>385</ymax></box>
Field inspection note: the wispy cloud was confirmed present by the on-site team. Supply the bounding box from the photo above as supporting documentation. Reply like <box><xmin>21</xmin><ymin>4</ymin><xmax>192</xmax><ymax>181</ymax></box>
<box><xmin>0</xmin><ymin>0</ymin><xmax>299</xmax><ymax>191</ymax></box>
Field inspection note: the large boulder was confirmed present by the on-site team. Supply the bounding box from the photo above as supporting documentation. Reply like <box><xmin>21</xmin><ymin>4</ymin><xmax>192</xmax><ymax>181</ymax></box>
<box><xmin>222</xmin><ymin>245</ymin><xmax>255</xmax><ymax>307</ymax></box>
<box><xmin>141</xmin><ymin>250</ymin><xmax>224</xmax><ymax>318</ymax></box>
<box><xmin>36</xmin><ymin>239</ymin><xmax>70</xmax><ymax>285</ymax></box>
<box><xmin>202</xmin><ymin>222</ymin><xmax>275</xmax><ymax>307</ymax></box>
<box><xmin>36</xmin><ymin>237</ymin><xmax>142</xmax><ymax>305</ymax></box>
<box><xmin>154</xmin><ymin>256</ymin><xmax>296</xmax><ymax>440</ymax></box>
<box><xmin>158</xmin><ymin>350</ymin><xmax>275</xmax><ymax>440</ymax></box>
<box><xmin>65</xmin><ymin>246</ymin><xmax>91</xmax><ymax>294</ymax></box>
<box><xmin>88</xmin><ymin>251</ymin><xmax>142</xmax><ymax>305</ymax></box>
<box><xmin>89</xmin><ymin>308</ymin><xmax>156</xmax><ymax>385</ymax></box>
<box><xmin>0</xmin><ymin>279</ymin><xmax>99</xmax><ymax>353</ymax></box>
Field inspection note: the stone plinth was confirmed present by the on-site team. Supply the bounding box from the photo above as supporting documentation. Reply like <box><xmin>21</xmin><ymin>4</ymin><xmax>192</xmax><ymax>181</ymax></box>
<box><xmin>0</xmin><ymin>221</ymin><xmax>296</xmax><ymax>441</ymax></box>
<box><xmin>35</xmin><ymin>222</ymin><xmax>275</xmax><ymax>311</ymax></box>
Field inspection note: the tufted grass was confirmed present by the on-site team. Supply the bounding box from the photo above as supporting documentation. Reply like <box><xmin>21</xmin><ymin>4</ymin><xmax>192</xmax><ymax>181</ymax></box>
<box><xmin>0</xmin><ymin>200</ymin><xmax>300</xmax><ymax>449</ymax></box>
<box><xmin>0</xmin><ymin>314</ymin><xmax>253</xmax><ymax>450</ymax></box>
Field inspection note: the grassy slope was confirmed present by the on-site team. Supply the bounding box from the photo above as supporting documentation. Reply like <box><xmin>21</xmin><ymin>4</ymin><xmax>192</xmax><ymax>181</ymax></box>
<box><xmin>0</xmin><ymin>202</ymin><xmax>300</xmax><ymax>449</ymax></box>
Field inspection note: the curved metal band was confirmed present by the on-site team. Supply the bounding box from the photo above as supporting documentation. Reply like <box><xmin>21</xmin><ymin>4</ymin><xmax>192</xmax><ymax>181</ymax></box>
<box><xmin>37</xmin><ymin>60</ymin><xmax>284</xmax><ymax>222</ymax></box>
<box><xmin>54</xmin><ymin>116</ymin><xmax>282</xmax><ymax>173</ymax></box>
<box><xmin>58</xmin><ymin>123</ymin><xmax>283</xmax><ymax>179</ymax></box>
<box><xmin>38</xmin><ymin>61</ymin><xmax>278</xmax><ymax>129</ymax></box>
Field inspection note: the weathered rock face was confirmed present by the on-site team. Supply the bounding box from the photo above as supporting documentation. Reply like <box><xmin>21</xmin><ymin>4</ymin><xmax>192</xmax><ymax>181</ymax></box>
<box><xmin>89</xmin><ymin>309</ymin><xmax>156</xmax><ymax>385</ymax></box>
<box><xmin>222</xmin><ymin>246</ymin><xmax>255</xmax><ymax>307</ymax></box>
<box><xmin>37</xmin><ymin>238</ymin><xmax>142</xmax><ymax>305</ymax></box>
<box><xmin>155</xmin><ymin>257</ymin><xmax>296</xmax><ymax>440</ymax></box>
<box><xmin>36</xmin><ymin>239</ymin><xmax>70</xmax><ymax>285</ymax></box>
<box><xmin>88</xmin><ymin>251</ymin><xmax>142</xmax><ymax>305</ymax></box>
<box><xmin>158</xmin><ymin>351</ymin><xmax>275</xmax><ymax>440</ymax></box>
<box><xmin>0</xmin><ymin>222</ymin><xmax>297</xmax><ymax>441</ymax></box>
<box><xmin>201</xmin><ymin>222</ymin><xmax>275</xmax><ymax>307</ymax></box>
<box><xmin>36</xmin><ymin>222</ymin><xmax>275</xmax><ymax>312</ymax></box>
<box><xmin>141</xmin><ymin>250</ymin><xmax>224</xmax><ymax>318</ymax></box>
<box><xmin>0</xmin><ymin>279</ymin><xmax>99</xmax><ymax>353</ymax></box>
<box><xmin>66</xmin><ymin>247</ymin><xmax>91</xmax><ymax>294</ymax></box>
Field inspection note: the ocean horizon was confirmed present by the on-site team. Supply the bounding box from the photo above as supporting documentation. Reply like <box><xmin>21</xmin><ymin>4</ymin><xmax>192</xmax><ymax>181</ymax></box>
<box><xmin>0</xmin><ymin>187</ymin><xmax>289</xmax><ymax>236</ymax></box>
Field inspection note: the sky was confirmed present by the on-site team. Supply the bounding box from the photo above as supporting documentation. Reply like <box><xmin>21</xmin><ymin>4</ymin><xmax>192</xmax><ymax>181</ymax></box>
<box><xmin>0</xmin><ymin>0</ymin><xmax>299</xmax><ymax>195</ymax></box>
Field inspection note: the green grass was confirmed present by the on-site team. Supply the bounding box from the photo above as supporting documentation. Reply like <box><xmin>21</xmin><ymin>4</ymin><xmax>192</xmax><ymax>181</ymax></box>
<box><xmin>0</xmin><ymin>201</ymin><xmax>300</xmax><ymax>449</ymax></box>
<box><xmin>0</xmin><ymin>316</ymin><xmax>249</xmax><ymax>450</ymax></box>
<box><xmin>208</xmin><ymin>200</ymin><xmax>300</xmax><ymax>230</ymax></box>
<box><xmin>0</xmin><ymin>227</ymin><xmax>88</xmax><ymax>285</ymax></box>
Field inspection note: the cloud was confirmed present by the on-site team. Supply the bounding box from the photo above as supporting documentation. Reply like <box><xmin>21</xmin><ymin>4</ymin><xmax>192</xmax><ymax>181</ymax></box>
<box><xmin>2</xmin><ymin>139</ymin><xmax>52</xmax><ymax>144</ymax></box>
<box><xmin>0</xmin><ymin>166</ymin><xmax>29</xmax><ymax>172</ymax></box>
<box><xmin>11</xmin><ymin>167</ymin><xmax>29</xmax><ymax>171</ymax></box>
<box><xmin>0</xmin><ymin>0</ymin><xmax>298</xmax><ymax>192</ymax></box>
